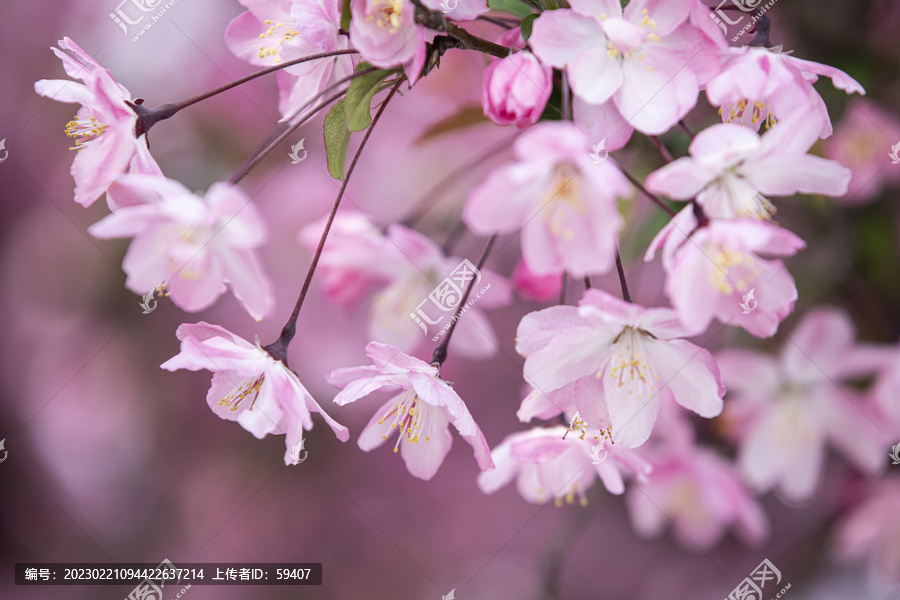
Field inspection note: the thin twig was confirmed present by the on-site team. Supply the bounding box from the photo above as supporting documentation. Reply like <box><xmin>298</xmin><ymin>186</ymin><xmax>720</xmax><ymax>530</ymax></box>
<box><xmin>263</xmin><ymin>77</ymin><xmax>406</xmax><ymax>361</ymax></box>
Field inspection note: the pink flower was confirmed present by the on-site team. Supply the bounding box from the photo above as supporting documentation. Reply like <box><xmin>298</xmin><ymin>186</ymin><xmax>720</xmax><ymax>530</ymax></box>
<box><xmin>349</xmin><ymin>0</ymin><xmax>426</xmax><ymax>82</ymax></box>
<box><xmin>716</xmin><ymin>308</ymin><xmax>889</xmax><ymax>502</ymax></box>
<box><xmin>645</xmin><ymin>207</ymin><xmax>805</xmax><ymax>337</ymax></box>
<box><xmin>825</xmin><ymin>100</ymin><xmax>900</xmax><ymax>204</ymax></box>
<box><xmin>225</xmin><ymin>0</ymin><xmax>355</xmax><ymax>120</ymax></box>
<box><xmin>105</xmin><ymin>135</ymin><xmax>163</xmax><ymax>210</ymax></box>
<box><xmin>517</xmin><ymin>288</ymin><xmax>725</xmax><ymax>448</ymax></box>
<box><xmin>834</xmin><ymin>479</ymin><xmax>900</xmax><ymax>594</ymax></box>
<box><xmin>326</xmin><ymin>342</ymin><xmax>494</xmax><ymax>480</ymax></box>
<box><xmin>477</xmin><ymin>425</ymin><xmax>652</xmax><ymax>503</ymax></box>
<box><xmin>300</xmin><ymin>213</ymin><xmax>510</xmax><ymax>358</ymax></box>
<box><xmin>530</xmin><ymin>0</ymin><xmax>720</xmax><ymax>144</ymax></box>
<box><xmin>88</xmin><ymin>175</ymin><xmax>274</xmax><ymax>321</ymax></box>
<box><xmin>706</xmin><ymin>46</ymin><xmax>865</xmax><ymax>137</ymax></box>
<box><xmin>481</xmin><ymin>51</ymin><xmax>552</xmax><ymax>128</ymax></box>
<box><xmin>626</xmin><ymin>445</ymin><xmax>768</xmax><ymax>551</ymax></box>
<box><xmin>34</xmin><ymin>37</ymin><xmax>142</xmax><ymax>207</ymax></box>
<box><xmin>160</xmin><ymin>322</ymin><xmax>349</xmax><ymax>465</ymax></box>
<box><xmin>464</xmin><ymin>122</ymin><xmax>631</xmax><ymax>277</ymax></box>
<box><xmin>645</xmin><ymin>112</ymin><xmax>852</xmax><ymax>219</ymax></box>
<box><xmin>511</xmin><ymin>259</ymin><xmax>562</xmax><ymax>303</ymax></box>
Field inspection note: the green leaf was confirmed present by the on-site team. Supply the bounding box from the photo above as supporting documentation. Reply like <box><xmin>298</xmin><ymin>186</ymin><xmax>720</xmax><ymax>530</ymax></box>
<box><xmin>416</xmin><ymin>104</ymin><xmax>488</xmax><ymax>144</ymax></box>
<box><xmin>520</xmin><ymin>13</ymin><xmax>538</xmax><ymax>41</ymax></box>
<box><xmin>344</xmin><ymin>64</ymin><xmax>396</xmax><ymax>132</ymax></box>
<box><xmin>340</xmin><ymin>0</ymin><xmax>351</xmax><ymax>30</ymax></box>
<box><xmin>324</xmin><ymin>99</ymin><xmax>351</xmax><ymax>180</ymax></box>
<box><xmin>488</xmin><ymin>0</ymin><xmax>534</xmax><ymax>18</ymax></box>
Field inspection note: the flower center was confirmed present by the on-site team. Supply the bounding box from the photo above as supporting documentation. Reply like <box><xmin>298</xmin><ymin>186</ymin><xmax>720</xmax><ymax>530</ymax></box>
<box><xmin>378</xmin><ymin>389</ymin><xmax>432</xmax><ymax>451</ymax></box>
<box><xmin>706</xmin><ymin>171</ymin><xmax>776</xmax><ymax>220</ymax></box>
<box><xmin>720</xmin><ymin>99</ymin><xmax>777</xmax><ymax>129</ymax></box>
<box><xmin>65</xmin><ymin>115</ymin><xmax>108</xmax><ymax>151</ymax></box>
<box><xmin>709</xmin><ymin>246</ymin><xmax>760</xmax><ymax>295</ymax></box>
<box><xmin>366</xmin><ymin>0</ymin><xmax>403</xmax><ymax>34</ymax></box>
<box><xmin>603</xmin><ymin>328</ymin><xmax>659</xmax><ymax>399</ymax></box>
<box><xmin>257</xmin><ymin>19</ymin><xmax>299</xmax><ymax>63</ymax></box>
<box><xmin>542</xmin><ymin>163</ymin><xmax>585</xmax><ymax>241</ymax></box>
<box><xmin>219</xmin><ymin>374</ymin><xmax>265</xmax><ymax>412</ymax></box>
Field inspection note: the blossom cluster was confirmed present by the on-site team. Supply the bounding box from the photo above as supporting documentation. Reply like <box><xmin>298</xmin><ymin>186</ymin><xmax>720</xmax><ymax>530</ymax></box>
<box><xmin>33</xmin><ymin>0</ymin><xmax>900</xmax><ymax>592</ymax></box>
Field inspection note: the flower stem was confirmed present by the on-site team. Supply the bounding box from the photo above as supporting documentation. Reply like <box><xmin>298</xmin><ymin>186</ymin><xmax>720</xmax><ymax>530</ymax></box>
<box><xmin>129</xmin><ymin>50</ymin><xmax>358</xmax><ymax>137</ymax></box>
<box><xmin>173</xmin><ymin>50</ymin><xmax>359</xmax><ymax>112</ymax></box>
<box><xmin>615</xmin><ymin>247</ymin><xmax>631</xmax><ymax>303</ymax></box>
<box><xmin>430</xmin><ymin>234</ymin><xmax>498</xmax><ymax>367</ymax></box>
<box><xmin>264</xmin><ymin>77</ymin><xmax>406</xmax><ymax>362</ymax></box>
<box><xmin>649</xmin><ymin>135</ymin><xmax>674</xmax><ymax>163</ymax></box>
<box><xmin>560</xmin><ymin>71</ymin><xmax>571</xmax><ymax>121</ymax></box>
<box><xmin>620</xmin><ymin>168</ymin><xmax>676</xmax><ymax>217</ymax></box>
<box><xmin>413</xmin><ymin>0</ymin><xmax>511</xmax><ymax>59</ymax></box>
<box><xmin>678</xmin><ymin>119</ymin><xmax>694</xmax><ymax>138</ymax></box>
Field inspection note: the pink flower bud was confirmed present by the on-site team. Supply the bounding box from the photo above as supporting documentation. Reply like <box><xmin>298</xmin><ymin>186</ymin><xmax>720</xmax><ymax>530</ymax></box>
<box><xmin>481</xmin><ymin>51</ymin><xmax>552</xmax><ymax>127</ymax></box>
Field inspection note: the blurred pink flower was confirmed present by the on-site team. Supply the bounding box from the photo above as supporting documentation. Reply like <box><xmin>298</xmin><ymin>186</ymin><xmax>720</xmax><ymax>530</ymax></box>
<box><xmin>88</xmin><ymin>175</ymin><xmax>274</xmax><ymax>321</ymax></box>
<box><xmin>717</xmin><ymin>308</ymin><xmax>889</xmax><ymax>502</ymax></box>
<box><xmin>481</xmin><ymin>51</ymin><xmax>552</xmax><ymax>128</ymax></box>
<box><xmin>464</xmin><ymin>122</ymin><xmax>631</xmax><ymax>277</ymax></box>
<box><xmin>511</xmin><ymin>259</ymin><xmax>562</xmax><ymax>303</ymax></box>
<box><xmin>327</xmin><ymin>342</ymin><xmax>494</xmax><ymax>480</ymax></box>
<box><xmin>531</xmin><ymin>0</ymin><xmax>720</xmax><ymax>144</ymax></box>
<box><xmin>707</xmin><ymin>46</ymin><xmax>865</xmax><ymax>137</ymax></box>
<box><xmin>834</xmin><ymin>479</ymin><xmax>900</xmax><ymax>594</ymax></box>
<box><xmin>161</xmin><ymin>322</ymin><xmax>349</xmax><ymax>465</ymax></box>
<box><xmin>825</xmin><ymin>100</ymin><xmax>900</xmax><ymax>204</ymax></box>
<box><xmin>300</xmin><ymin>212</ymin><xmax>511</xmax><ymax>358</ymax></box>
<box><xmin>626</xmin><ymin>444</ymin><xmax>768</xmax><ymax>551</ymax></box>
<box><xmin>477</xmin><ymin>425</ymin><xmax>652</xmax><ymax>503</ymax></box>
<box><xmin>645</xmin><ymin>207</ymin><xmax>805</xmax><ymax>337</ymax></box>
<box><xmin>645</xmin><ymin>113</ymin><xmax>852</xmax><ymax>219</ymax></box>
<box><xmin>517</xmin><ymin>288</ymin><xmax>725</xmax><ymax>448</ymax></box>
<box><xmin>349</xmin><ymin>0</ymin><xmax>426</xmax><ymax>82</ymax></box>
<box><xmin>225</xmin><ymin>0</ymin><xmax>355</xmax><ymax>120</ymax></box>
<box><xmin>34</xmin><ymin>37</ymin><xmax>141</xmax><ymax>207</ymax></box>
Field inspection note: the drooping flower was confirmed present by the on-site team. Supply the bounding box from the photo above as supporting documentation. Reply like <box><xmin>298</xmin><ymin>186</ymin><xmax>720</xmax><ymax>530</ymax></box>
<box><xmin>825</xmin><ymin>100</ymin><xmax>900</xmax><ymax>204</ymax></box>
<box><xmin>326</xmin><ymin>342</ymin><xmax>494</xmax><ymax>480</ymax></box>
<box><xmin>517</xmin><ymin>288</ymin><xmax>725</xmax><ymax>448</ymax></box>
<box><xmin>300</xmin><ymin>212</ymin><xmax>510</xmax><ymax>358</ymax></box>
<box><xmin>464</xmin><ymin>122</ymin><xmax>631</xmax><ymax>277</ymax></box>
<box><xmin>225</xmin><ymin>0</ymin><xmax>355</xmax><ymax>120</ymax></box>
<box><xmin>349</xmin><ymin>0</ymin><xmax>426</xmax><ymax>82</ymax></box>
<box><xmin>481</xmin><ymin>51</ymin><xmax>553</xmax><ymax>128</ymax></box>
<box><xmin>716</xmin><ymin>308</ymin><xmax>890</xmax><ymax>502</ymax></box>
<box><xmin>34</xmin><ymin>37</ymin><xmax>143</xmax><ymax>206</ymax></box>
<box><xmin>626</xmin><ymin>444</ymin><xmax>768</xmax><ymax>551</ymax></box>
<box><xmin>161</xmin><ymin>322</ymin><xmax>349</xmax><ymax>465</ymax></box>
<box><xmin>530</xmin><ymin>0</ymin><xmax>720</xmax><ymax>147</ymax></box>
<box><xmin>706</xmin><ymin>45</ymin><xmax>865</xmax><ymax>137</ymax></box>
<box><xmin>833</xmin><ymin>479</ymin><xmax>900</xmax><ymax>594</ymax></box>
<box><xmin>88</xmin><ymin>175</ymin><xmax>274</xmax><ymax>321</ymax></box>
<box><xmin>477</xmin><ymin>425</ymin><xmax>651</xmax><ymax>504</ymax></box>
<box><xmin>645</xmin><ymin>206</ymin><xmax>805</xmax><ymax>337</ymax></box>
<box><xmin>645</xmin><ymin>112</ymin><xmax>852</xmax><ymax>219</ymax></box>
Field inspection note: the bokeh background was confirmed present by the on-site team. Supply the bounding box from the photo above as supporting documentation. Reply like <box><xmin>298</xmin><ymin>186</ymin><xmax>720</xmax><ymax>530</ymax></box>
<box><xmin>1</xmin><ymin>0</ymin><xmax>899</xmax><ymax>599</ymax></box>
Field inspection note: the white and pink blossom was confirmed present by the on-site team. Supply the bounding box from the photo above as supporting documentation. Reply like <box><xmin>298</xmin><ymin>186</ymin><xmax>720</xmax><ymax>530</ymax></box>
<box><xmin>88</xmin><ymin>175</ymin><xmax>274</xmax><ymax>321</ymax></box>
<box><xmin>464</xmin><ymin>122</ymin><xmax>631</xmax><ymax>277</ymax></box>
<box><xmin>517</xmin><ymin>288</ymin><xmax>725</xmax><ymax>448</ymax></box>
<box><xmin>161</xmin><ymin>322</ymin><xmax>349</xmax><ymax>465</ymax></box>
<box><xmin>327</xmin><ymin>342</ymin><xmax>494</xmax><ymax>480</ymax></box>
